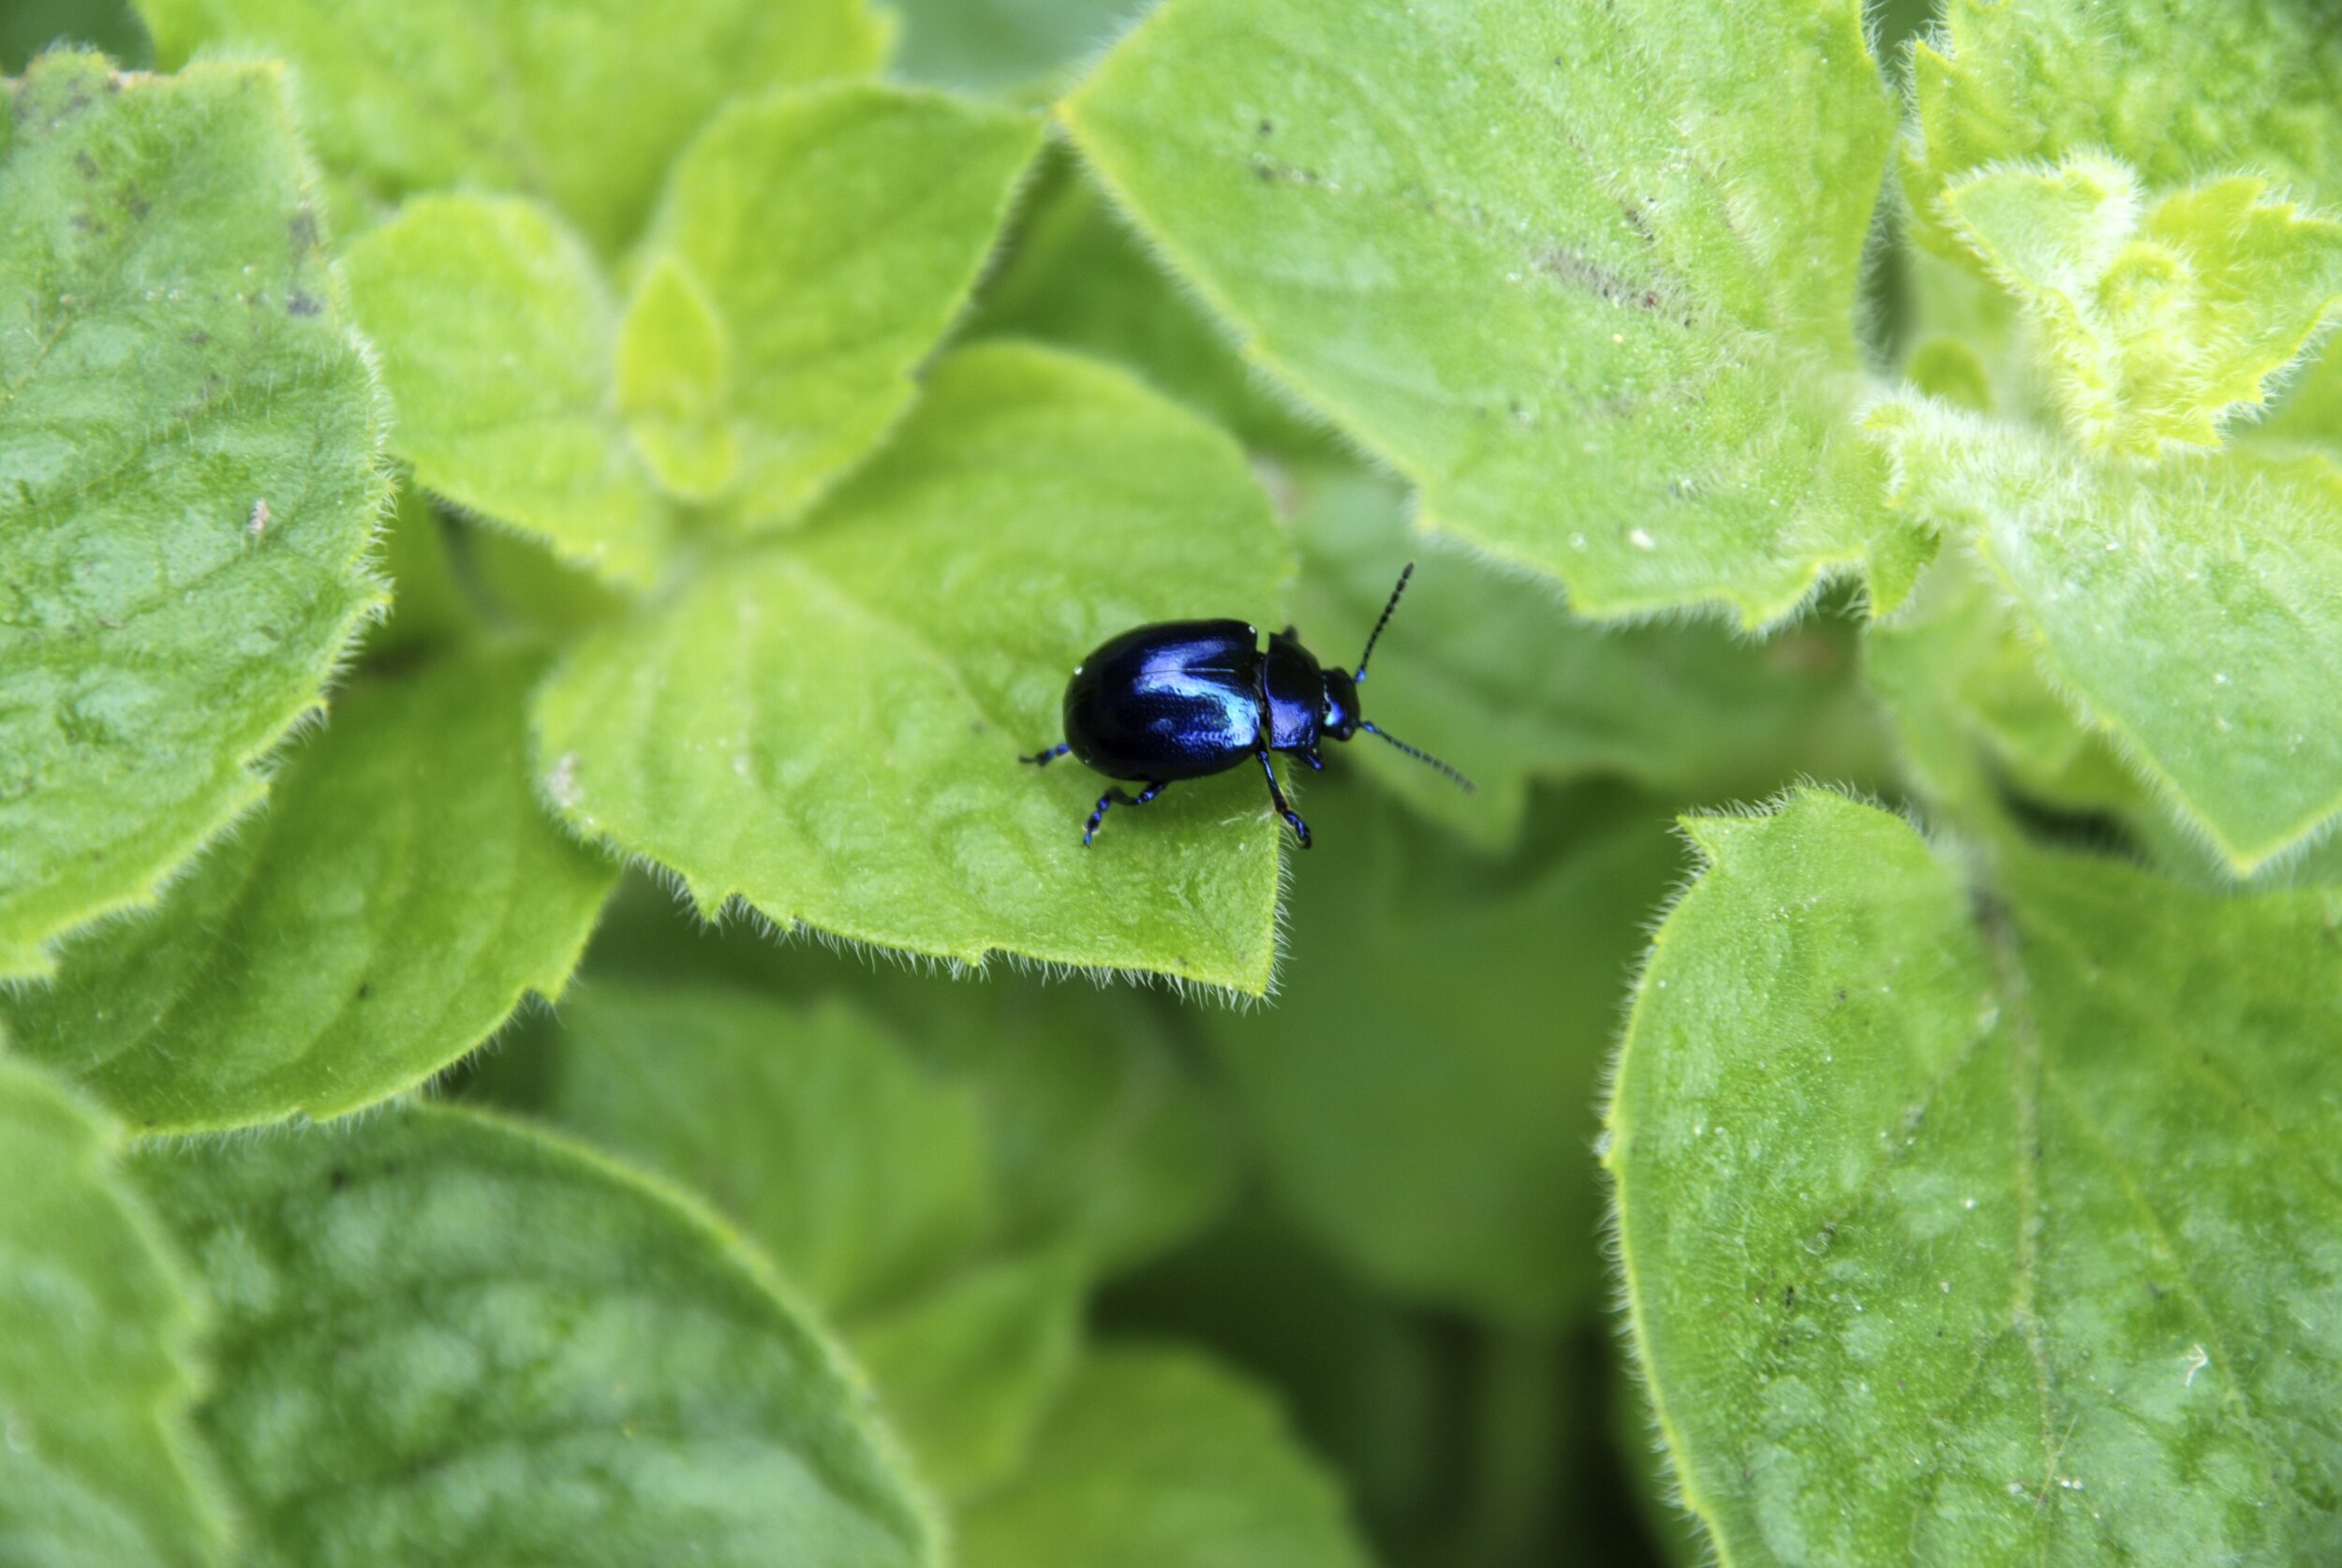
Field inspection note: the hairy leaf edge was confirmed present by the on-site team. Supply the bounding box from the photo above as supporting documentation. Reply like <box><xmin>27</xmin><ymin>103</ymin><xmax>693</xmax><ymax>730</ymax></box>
<box><xmin>1594</xmin><ymin>781</ymin><xmax>1951</xmax><ymax>1562</ymax></box>
<box><xmin>3</xmin><ymin>55</ymin><xmax>395</xmax><ymax>983</ymax></box>
<box><xmin>1055</xmin><ymin>9</ymin><xmax>1902</xmax><ymax>635</ymax></box>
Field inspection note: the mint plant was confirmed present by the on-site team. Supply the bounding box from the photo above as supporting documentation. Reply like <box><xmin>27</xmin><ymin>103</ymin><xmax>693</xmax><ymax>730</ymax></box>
<box><xmin>4</xmin><ymin>0</ymin><xmax>2338</xmax><ymax>1564</ymax></box>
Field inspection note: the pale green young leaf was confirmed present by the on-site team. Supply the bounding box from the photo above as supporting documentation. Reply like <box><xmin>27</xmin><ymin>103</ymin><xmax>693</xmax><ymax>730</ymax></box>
<box><xmin>1935</xmin><ymin>156</ymin><xmax>2342</xmax><ymax>456</ymax></box>
<box><xmin>133</xmin><ymin>1103</ymin><xmax>939</xmax><ymax>1568</ymax></box>
<box><xmin>1906</xmin><ymin>0</ymin><xmax>2342</xmax><ymax>229</ymax></box>
<box><xmin>847</xmin><ymin>1250</ymin><xmax>1083</xmax><ymax>1502</ymax></box>
<box><xmin>541</xmin><ymin>984</ymin><xmax>992</xmax><ymax>1319</ymax></box>
<box><xmin>1062</xmin><ymin>0</ymin><xmax>1912</xmax><ymax>625</ymax></box>
<box><xmin>0</xmin><ymin>52</ymin><xmax>386</xmax><ymax>981</ymax></box>
<box><xmin>1608</xmin><ymin>789</ymin><xmax>2342</xmax><ymax>1563</ymax></box>
<box><xmin>533</xmin><ymin>342</ymin><xmax>1292</xmax><ymax>994</ymax></box>
<box><xmin>958</xmin><ymin>1347</ymin><xmax>1372</xmax><ymax>1568</ymax></box>
<box><xmin>614</xmin><ymin>256</ymin><xmax>735</xmax><ymax>501</ymax></box>
<box><xmin>626</xmin><ymin>84</ymin><xmax>1041</xmax><ymax>529</ymax></box>
<box><xmin>530</xmin><ymin>981</ymin><xmax>1080</xmax><ymax>1501</ymax></box>
<box><xmin>134</xmin><ymin>0</ymin><xmax>892</xmax><ymax>252</ymax></box>
<box><xmin>341</xmin><ymin>195</ymin><xmax>670</xmax><ymax>587</ymax></box>
<box><xmin>1870</xmin><ymin>399</ymin><xmax>2342</xmax><ymax>870</ymax></box>
<box><xmin>1286</xmin><ymin>464</ymin><xmax>1889</xmax><ymax>847</ymax></box>
<box><xmin>3</xmin><ymin>647</ymin><xmax>615</xmax><ymax>1132</ymax></box>
<box><xmin>1210</xmin><ymin>782</ymin><xmax>1683</xmax><ymax>1325</ymax></box>
<box><xmin>0</xmin><ymin>1056</ymin><xmax>223</xmax><ymax>1568</ymax></box>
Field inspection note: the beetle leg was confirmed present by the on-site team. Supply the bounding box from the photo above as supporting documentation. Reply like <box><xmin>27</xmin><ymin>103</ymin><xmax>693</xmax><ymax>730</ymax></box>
<box><xmin>1254</xmin><ymin>749</ymin><xmax>1312</xmax><ymax>849</ymax></box>
<box><xmin>1302</xmin><ymin>749</ymin><xmax>1324</xmax><ymax>772</ymax></box>
<box><xmin>1021</xmin><ymin>743</ymin><xmax>1072</xmax><ymax>767</ymax></box>
<box><xmin>1083</xmin><ymin>780</ymin><xmax>1169</xmax><ymax>847</ymax></box>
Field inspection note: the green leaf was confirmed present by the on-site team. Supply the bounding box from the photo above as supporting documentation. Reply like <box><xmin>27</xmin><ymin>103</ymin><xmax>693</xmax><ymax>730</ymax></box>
<box><xmin>3</xmin><ymin>646</ymin><xmax>615</xmax><ymax>1132</ymax></box>
<box><xmin>1934</xmin><ymin>155</ymin><xmax>2342</xmax><ymax>457</ymax></box>
<box><xmin>530</xmin><ymin>980</ymin><xmax>1081</xmax><ymax>1501</ymax></box>
<box><xmin>964</xmin><ymin>151</ymin><xmax>1325</xmax><ymax>455</ymax></box>
<box><xmin>0</xmin><ymin>53</ymin><xmax>387</xmax><ymax>982</ymax></box>
<box><xmin>1098</xmin><ymin>1207</ymin><xmax>1454</xmax><ymax>1548</ymax></box>
<box><xmin>356</xmin><ymin>481</ymin><xmax>476</xmax><ymax>660</ymax></box>
<box><xmin>133</xmin><ymin>1103</ymin><xmax>940</xmax><ymax>1568</ymax></box>
<box><xmin>542</xmin><ymin>984</ymin><xmax>991</xmax><ymax>1319</ymax></box>
<box><xmin>1608</xmin><ymin>789</ymin><xmax>2342</xmax><ymax>1562</ymax></box>
<box><xmin>1062</xmin><ymin>0</ymin><xmax>1911</xmax><ymax>625</ymax></box>
<box><xmin>0</xmin><ymin>1055</ymin><xmax>223</xmax><ymax>1568</ymax></box>
<box><xmin>134</xmin><ymin>0</ymin><xmax>892</xmax><ymax>252</ymax></box>
<box><xmin>1286</xmin><ymin>463</ymin><xmax>1889</xmax><ymax>848</ymax></box>
<box><xmin>1907</xmin><ymin>0</ymin><xmax>2342</xmax><ymax>225</ymax></box>
<box><xmin>889</xmin><ymin>0</ymin><xmax>1134</xmax><ymax>92</ymax></box>
<box><xmin>1607</xmin><ymin>1346</ymin><xmax>1709</xmax><ymax>1568</ymax></box>
<box><xmin>624</xmin><ymin>84</ymin><xmax>1042</xmax><ymax>529</ymax></box>
<box><xmin>958</xmin><ymin>1347</ymin><xmax>1372</xmax><ymax>1568</ymax></box>
<box><xmin>532</xmin><ymin>342</ymin><xmax>1293</xmax><ymax>994</ymax></box>
<box><xmin>893</xmin><ymin>980</ymin><xmax>1234</xmax><ymax>1276</ymax></box>
<box><xmin>1863</xmin><ymin>549</ymin><xmax>2152</xmax><ymax>830</ymax></box>
<box><xmin>2262</xmin><ymin>331</ymin><xmax>2342</xmax><ymax>450</ymax></box>
<box><xmin>508</xmin><ymin>871</ymin><xmax>1238</xmax><ymax>1275</ymax></box>
<box><xmin>1209</xmin><ymin>782</ymin><xmax>1683</xmax><ymax>1324</ymax></box>
<box><xmin>341</xmin><ymin>195</ymin><xmax>671</xmax><ymax>587</ymax></box>
<box><xmin>848</xmin><ymin>1250</ymin><xmax>1083</xmax><ymax>1502</ymax></box>
<box><xmin>614</xmin><ymin>256</ymin><xmax>735</xmax><ymax>501</ymax></box>
<box><xmin>603</xmin><ymin>871</ymin><xmax>1240</xmax><ymax>1271</ymax></box>
<box><xmin>1870</xmin><ymin>399</ymin><xmax>2342</xmax><ymax>870</ymax></box>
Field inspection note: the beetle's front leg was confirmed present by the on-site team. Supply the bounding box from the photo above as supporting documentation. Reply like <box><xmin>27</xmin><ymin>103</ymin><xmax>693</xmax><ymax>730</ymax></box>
<box><xmin>1084</xmin><ymin>780</ymin><xmax>1169</xmax><ymax>847</ymax></box>
<box><xmin>1254</xmin><ymin>749</ymin><xmax>1312</xmax><ymax>849</ymax></box>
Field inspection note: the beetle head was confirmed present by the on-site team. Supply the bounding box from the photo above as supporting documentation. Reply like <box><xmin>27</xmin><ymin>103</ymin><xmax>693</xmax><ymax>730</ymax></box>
<box><xmin>1320</xmin><ymin>666</ymin><xmax>1362</xmax><ymax>742</ymax></box>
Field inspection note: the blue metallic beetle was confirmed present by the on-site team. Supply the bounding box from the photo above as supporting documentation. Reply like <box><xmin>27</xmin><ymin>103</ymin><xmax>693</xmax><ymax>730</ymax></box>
<box><xmin>1021</xmin><ymin>563</ymin><xmax>1472</xmax><ymax>847</ymax></box>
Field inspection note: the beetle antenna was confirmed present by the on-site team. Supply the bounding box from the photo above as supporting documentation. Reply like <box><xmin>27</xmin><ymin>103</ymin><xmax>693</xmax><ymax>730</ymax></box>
<box><xmin>1355</xmin><ymin>561</ymin><xmax>1415</xmax><ymax>682</ymax></box>
<box><xmin>1361</xmin><ymin>722</ymin><xmax>1475</xmax><ymax>792</ymax></box>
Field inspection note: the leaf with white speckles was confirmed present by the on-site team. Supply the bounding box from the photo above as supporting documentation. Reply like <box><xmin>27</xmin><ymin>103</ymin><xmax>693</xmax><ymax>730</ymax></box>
<box><xmin>3</xmin><ymin>646</ymin><xmax>615</xmax><ymax>1133</ymax></box>
<box><xmin>133</xmin><ymin>1102</ymin><xmax>941</xmax><ymax>1568</ymax></box>
<box><xmin>0</xmin><ymin>52</ymin><xmax>387</xmax><ymax>979</ymax></box>
<box><xmin>1609</xmin><ymin>789</ymin><xmax>2342</xmax><ymax>1562</ymax></box>
<box><xmin>0</xmin><ymin>1055</ymin><xmax>225</xmax><ymax>1568</ymax></box>
<box><xmin>1063</xmin><ymin>0</ymin><xmax>1922</xmax><ymax>624</ymax></box>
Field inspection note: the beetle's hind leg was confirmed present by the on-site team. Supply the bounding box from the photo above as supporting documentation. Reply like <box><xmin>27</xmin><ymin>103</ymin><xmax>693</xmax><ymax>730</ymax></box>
<box><xmin>1084</xmin><ymin>780</ymin><xmax>1170</xmax><ymax>847</ymax></box>
<box><xmin>1255</xmin><ymin>749</ymin><xmax>1312</xmax><ymax>849</ymax></box>
<box><xmin>1021</xmin><ymin>743</ymin><xmax>1072</xmax><ymax>767</ymax></box>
